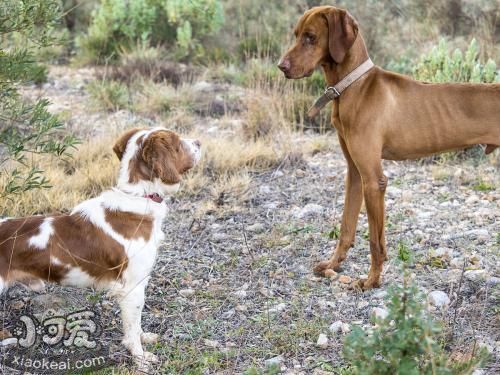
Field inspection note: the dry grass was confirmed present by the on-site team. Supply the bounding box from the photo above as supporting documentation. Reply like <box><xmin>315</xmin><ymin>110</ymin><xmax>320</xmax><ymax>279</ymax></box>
<box><xmin>1</xmin><ymin>126</ymin><xmax>325</xmax><ymax>217</ymax></box>
<box><xmin>1</xmin><ymin>136</ymin><xmax>119</xmax><ymax>217</ymax></box>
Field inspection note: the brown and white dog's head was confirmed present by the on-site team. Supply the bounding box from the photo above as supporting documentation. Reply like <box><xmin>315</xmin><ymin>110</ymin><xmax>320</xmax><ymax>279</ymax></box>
<box><xmin>277</xmin><ymin>6</ymin><xmax>359</xmax><ymax>78</ymax></box>
<box><xmin>113</xmin><ymin>127</ymin><xmax>201</xmax><ymax>197</ymax></box>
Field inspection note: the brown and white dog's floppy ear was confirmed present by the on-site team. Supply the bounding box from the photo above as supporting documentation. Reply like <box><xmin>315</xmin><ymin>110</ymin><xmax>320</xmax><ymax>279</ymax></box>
<box><xmin>113</xmin><ymin>128</ymin><xmax>142</xmax><ymax>160</ymax></box>
<box><xmin>325</xmin><ymin>8</ymin><xmax>358</xmax><ymax>64</ymax></box>
<box><xmin>141</xmin><ymin>131</ymin><xmax>181</xmax><ymax>185</ymax></box>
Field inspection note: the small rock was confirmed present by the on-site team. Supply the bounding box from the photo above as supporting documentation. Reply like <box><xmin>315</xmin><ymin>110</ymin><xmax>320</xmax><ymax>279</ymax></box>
<box><xmin>371</xmin><ymin>307</ymin><xmax>389</xmax><ymax>321</ymax></box>
<box><xmin>338</xmin><ymin>275</ymin><xmax>352</xmax><ymax>284</ymax></box>
<box><xmin>233</xmin><ymin>290</ymin><xmax>247</xmax><ymax>298</ymax></box>
<box><xmin>486</xmin><ymin>277</ymin><xmax>500</xmax><ymax>286</ymax></box>
<box><xmin>464</xmin><ymin>229</ymin><xmax>490</xmax><ymax>241</ymax></box>
<box><xmin>211</xmin><ymin>232</ymin><xmax>228</xmax><ymax>242</ymax></box>
<box><xmin>268</xmin><ymin>303</ymin><xmax>287</xmax><ymax>313</ymax></box>
<box><xmin>1</xmin><ymin>338</ymin><xmax>18</xmax><ymax>347</ymax></box>
<box><xmin>324</xmin><ymin>269</ymin><xmax>338</xmax><ymax>279</ymax></box>
<box><xmin>464</xmin><ymin>269</ymin><xmax>488</xmax><ymax>282</ymax></box>
<box><xmin>235</xmin><ymin>304</ymin><xmax>247</xmax><ymax>312</ymax></box>
<box><xmin>247</xmin><ymin>223</ymin><xmax>265</xmax><ymax>233</ymax></box>
<box><xmin>341</xmin><ymin>323</ymin><xmax>351</xmax><ymax>334</ymax></box>
<box><xmin>259</xmin><ymin>185</ymin><xmax>272</xmax><ymax>194</ymax></box>
<box><xmin>179</xmin><ymin>289</ymin><xmax>195</xmax><ymax>298</ymax></box>
<box><xmin>373</xmin><ymin>290</ymin><xmax>388</xmax><ymax>299</ymax></box>
<box><xmin>265</xmin><ymin>355</ymin><xmax>284</xmax><ymax>367</ymax></box>
<box><xmin>293</xmin><ymin>204</ymin><xmax>324</xmax><ymax>219</ymax></box>
<box><xmin>434</xmin><ymin>247</ymin><xmax>453</xmax><ymax>259</ymax></box>
<box><xmin>316</xmin><ymin>333</ymin><xmax>329</xmax><ymax>348</ymax></box>
<box><xmin>203</xmin><ymin>339</ymin><xmax>220</xmax><ymax>348</ymax></box>
<box><xmin>329</xmin><ymin>321</ymin><xmax>343</xmax><ymax>334</ymax></box>
<box><xmin>428</xmin><ymin>290</ymin><xmax>450</xmax><ymax>307</ymax></box>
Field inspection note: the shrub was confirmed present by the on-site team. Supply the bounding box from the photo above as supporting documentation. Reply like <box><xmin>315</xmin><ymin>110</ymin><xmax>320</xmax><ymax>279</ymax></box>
<box><xmin>343</xmin><ymin>275</ymin><xmax>487</xmax><ymax>375</ymax></box>
<box><xmin>87</xmin><ymin>80</ymin><xmax>129</xmax><ymax>112</ymax></box>
<box><xmin>414</xmin><ymin>39</ymin><xmax>498</xmax><ymax>83</ymax></box>
<box><xmin>78</xmin><ymin>0</ymin><xmax>223</xmax><ymax>63</ymax></box>
<box><xmin>0</xmin><ymin>0</ymin><xmax>78</xmax><ymax>199</ymax></box>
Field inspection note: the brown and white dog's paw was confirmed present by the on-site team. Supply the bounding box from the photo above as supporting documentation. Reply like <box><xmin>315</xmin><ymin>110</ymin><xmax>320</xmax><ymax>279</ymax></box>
<box><xmin>135</xmin><ymin>351</ymin><xmax>159</xmax><ymax>371</ymax></box>
<box><xmin>141</xmin><ymin>332</ymin><xmax>159</xmax><ymax>345</ymax></box>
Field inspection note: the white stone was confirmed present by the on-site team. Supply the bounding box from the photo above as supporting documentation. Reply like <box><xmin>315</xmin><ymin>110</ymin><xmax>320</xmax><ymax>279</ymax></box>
<box><xmin>371</xmin><ymin>307</ymin><xmax>389</xmax><ymax>320</ymax></box>
<box><xmin>329</xmin><ymin>321</ymin><xmax>343</xmax><ymax>334</ymax></box>
<box><xmin>233</xmin><ymin>290</ymin><xmax>247</xmax><ymax>298</ymax></box>
<box><xmin>293</xmin><ymin>204</ymin><xmax>324</xmax><ymax>219</ymax></box>
<box><xmin>265</xmin><ymin>355</ymin><xmax>284</xmax><ymax>367</ymax></box>
<box><xmin>268</xmin><ymin>303</ymin><xmax>287</xmax><ymax>313</ymax></box>
<box><xmin>433</xmin><ymin>247</ymin><xmax>454</xmax><ymax>259</ymax></box>
<box><xmin>341</xmin><ymin>323</ymin><xmax>351</xmax><ymax>334</ymax></box>
<box><xmin>428</xmin><ymin>291</ymin><xmax>450</xmax><ymax>307</ymax></box>
<box><xmin>373</xmin><ymin>290</ymin><xmax>388</xmax><ymax>299</ymax></box>
<box><xmin>464</xmin><ymin>269</ymin><xmax>488</xmax><ymax>282</ymax></box>
<box><xmin>204</xmin><ymin>339</ymin><xmax>220</xmax><ymax>348</ymax></box>
<box><xmin>259</xmin><ymin>185</ymin><xmax>272</xmax><ymax>194</ymax></box>
<box><xmin>316</xmin><ymin>334</ymin><xmax>329</xmax><ymax>348</ymax></box>
<box><xmin>247</xmin><ymin>223</ymin><xmax>265</xmax><ymax>233</ymax></box>
<box><xmin>179</xmin><ymin>289</ymin><xmax>195</xmax><ymax>298</ymax></box>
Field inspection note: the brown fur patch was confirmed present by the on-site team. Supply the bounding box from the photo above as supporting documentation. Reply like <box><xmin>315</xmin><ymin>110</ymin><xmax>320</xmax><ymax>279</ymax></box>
<box><xmin>0</xmin><ymin>213</ymin><xmax>129</xmax><ymax>285</ymax></box>
<box><xmin>104</xmin><ymin>208</ymin><xmax>153</xmax><ymax>241</ymax></box>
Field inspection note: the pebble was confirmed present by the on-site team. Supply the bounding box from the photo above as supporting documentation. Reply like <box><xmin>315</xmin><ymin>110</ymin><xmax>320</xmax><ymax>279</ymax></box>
<box><xmin>316</xmin><ymin>333</ymin><xmax>329</xmax><ymax>348</ymax></box>
<box><xmin>329</xmin><ymin>321</ymin><xmax>343</xmax><ymax>334</ymax></box>
<box><xmin>233</xmin><ymin>290</ymin><xmax>247</xmax><ymax>298</ymax></box>
<box><xmin>371</xmin><ymin>307</ymin><xmax>389</xmax><ymax>321</ymax></box>
<box><xmin>338</xmin><ymin>275</ymin><xmax>352</xmax><ymax>284</ymax></box>
<box><xmin>324</xmin><ymin>269</ymin><xmax>338</xmax><ymax>279</ymax></box>
<box><xmin>259</xmin><ymin>185</ymin><xmax>272</xmax><ymax>194</ymax></box>
<box><xmin>265</xmin><ymin>355</ymin><xmax>284</xmax><ymax>367</ymax></box>
<box><xmin>428</xmin><ymin>291</ymin><xmax>450</xmax><ymax>307</ymax></box>
<box><xmin>268</xmin><ymin>303</ymin><xmax>287</xmax><ymax>313</ymax></box>
<box><xmin>247</xmin><ymin>223</ymin><xmax>265</xmax><ymax>233</ymax></box>
<box><xmin>341</xmin><ymin>323</ymin><xmax>351</xmax><ymax>334</ymax></box>
<box><xmin>433</xmin><ymin>247</ymin><xmax>454</xmax><ymax>259</ymax></box>
<box><xmin>293</xmin><ymin>203</ymin><xmax>324</xmax><ymax>219</ymax></box>
<box><xmin>179</xmin><ymin>289</ymin><xmax>195</xmax><ymax>298</ymax></box>
<box><xmin>204</xmin><ymin>339</ymin><xmax>220</xmax><ymax>348</ymax></box>
<box><xmin>373</xmin><ymin>290</ymin><xmax>388</xmax><ymax>299</ymax></box>
<box><xmin>464</xmin><ymin>269</ymin><xmax>488</xmax><ymax>282</ymax></box>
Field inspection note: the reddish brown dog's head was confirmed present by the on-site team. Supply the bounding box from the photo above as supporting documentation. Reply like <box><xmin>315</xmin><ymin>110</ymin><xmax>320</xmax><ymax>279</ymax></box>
<box><xmin>113</xmin><ymin>127</ymin><xmax>201</xmax><ymax>195</ymax></box>
<box><xmin>278</xmin><ymin>6</ymin><xmax>359</xmax><ymax>78</ymax></box>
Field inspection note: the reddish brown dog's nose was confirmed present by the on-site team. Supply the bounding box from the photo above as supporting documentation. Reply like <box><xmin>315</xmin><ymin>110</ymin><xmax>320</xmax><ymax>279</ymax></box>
<box><xmin>278</xmin><ymin>59</ymin><xmax>291</xmax><ymax>73</ymax></box>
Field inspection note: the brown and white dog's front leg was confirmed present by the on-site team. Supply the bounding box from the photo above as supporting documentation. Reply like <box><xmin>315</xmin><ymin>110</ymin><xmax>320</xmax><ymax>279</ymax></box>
<box><xmin>314</xmin><ymin>136</ymin><xmax>363</xmax><ymax>275</ymax></box>
<box><xmin>118</xmin><ymin>285</ymin><xmax>159</xmax><ymax>368</ymax></box>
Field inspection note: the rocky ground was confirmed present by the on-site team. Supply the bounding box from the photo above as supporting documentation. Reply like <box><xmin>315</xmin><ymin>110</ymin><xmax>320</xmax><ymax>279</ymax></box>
<box><xmin>1</xmin><ymin>67</ymin><xmax>499</xmax><ymax>374</ymax></box>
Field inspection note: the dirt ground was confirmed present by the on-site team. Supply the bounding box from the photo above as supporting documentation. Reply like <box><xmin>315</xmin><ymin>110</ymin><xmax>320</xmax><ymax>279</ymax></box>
<box><xmin>1</xmin><ymin>67</ymin><xmax>499</xmax><ymax>374</ymax></box>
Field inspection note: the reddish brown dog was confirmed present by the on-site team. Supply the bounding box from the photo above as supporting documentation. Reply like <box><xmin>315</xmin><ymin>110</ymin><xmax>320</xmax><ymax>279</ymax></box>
<box><xmin>278</xmin><ymin>6</ymin><xmax>499</xmax><ymax>289</ymax></box>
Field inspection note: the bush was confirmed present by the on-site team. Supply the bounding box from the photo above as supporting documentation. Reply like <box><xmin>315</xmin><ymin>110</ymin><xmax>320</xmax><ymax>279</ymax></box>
<box><xmin>87</xmin><ymin>80</ymin><xmax>129</xmax><ymax>112</ymax></box>
<box><xmin>414</xmin><ymin>39</ymin><xmax>498</xmax><ymax>83</ymax></box>
<box><xmin>78</xmin><ymin>0</ymin><xmax>223</xmax><ymax>63</ymax></box>
<box><xmin>0</xmin><ymin>0</ymin><xmax>78</xmax><ymax>199</ymax></box>
<box><xmin>343</xmin><ymin>275</ymin><xmax>487</xmax><ymax>374</ymax></box>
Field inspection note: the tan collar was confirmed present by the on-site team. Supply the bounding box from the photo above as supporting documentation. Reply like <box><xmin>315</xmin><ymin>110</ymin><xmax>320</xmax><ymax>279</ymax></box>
<box><xmin>308</xmin><ymin>58</ymin><xmax>374</xmax><ymax>118</ymax></box>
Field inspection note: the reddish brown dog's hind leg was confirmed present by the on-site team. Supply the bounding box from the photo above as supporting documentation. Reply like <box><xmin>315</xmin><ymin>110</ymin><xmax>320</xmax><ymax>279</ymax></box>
<box><xmin>314</xmin><ymin>136</ymin><xmax>363</xmax><ymax>275</ymax></box>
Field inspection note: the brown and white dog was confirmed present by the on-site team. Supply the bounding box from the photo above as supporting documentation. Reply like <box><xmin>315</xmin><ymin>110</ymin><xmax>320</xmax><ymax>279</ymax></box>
<box><xmin>0</xmin><ymin>127</ymin><xmax>201</xmax><ymax>367</ymax></box>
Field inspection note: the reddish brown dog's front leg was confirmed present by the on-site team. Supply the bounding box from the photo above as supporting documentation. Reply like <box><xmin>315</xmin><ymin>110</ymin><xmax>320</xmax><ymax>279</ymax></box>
<box><xmin>314</xmin><ymin>136</ymin><xmax>363</xmax><ymax>275</ymax></box>
<box><xmin>353</xmin><ymin>170</ymin><xmax>387</xmax><ymax>290</ymax></box>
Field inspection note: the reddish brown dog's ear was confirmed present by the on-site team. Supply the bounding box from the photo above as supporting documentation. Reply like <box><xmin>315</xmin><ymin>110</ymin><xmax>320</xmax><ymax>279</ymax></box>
<box><xmin>325</xmin><ymin>9</ymin><xmax>358</xmax><ymax>64</ymax></box>
<box><xmin>113</xmin><ymin>128</ymin><xmax>142</xmax><ymax>160</ymax></box>
<box><xmin>142</xmin><ymin>133</ymin><xmax>181</xmax><ymax>185</ymax></box>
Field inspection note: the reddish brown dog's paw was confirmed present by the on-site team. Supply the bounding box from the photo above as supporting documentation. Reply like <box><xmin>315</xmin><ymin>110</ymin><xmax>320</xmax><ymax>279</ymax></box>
<box><xmin>350</xmin><ymin>277</ymin><xmax>381</xmax><ymax>291</ymax></box>
<box><xmin>313</xmin><ymin>260</ymin><xmax>333</xmax><ymax>276</ymax></box>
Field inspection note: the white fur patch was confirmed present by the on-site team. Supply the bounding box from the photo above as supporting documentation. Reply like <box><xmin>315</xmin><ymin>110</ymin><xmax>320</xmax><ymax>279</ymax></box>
<box><xmin>61</xmin><ymin>267</ymin><xmax>96</xmax><ymax>288</ymax></box>
<box><xmin>51</xmin><ymin>256</ymin><xmax>63</xmax><ymax>266</ymax></box>
<box><xmin>0</xmin><ymin>218</ymin><xmax>10</xmax><ymax>223</ymax></box>
<box><xmin>0</xmin><ymin>276</ymin><xmax>5</xmax><ymax>294</ymax></box>
<box><xmin>28</xmin><ymin>217</ymin><xmax>54</xmax><ymax>250</ymax></box>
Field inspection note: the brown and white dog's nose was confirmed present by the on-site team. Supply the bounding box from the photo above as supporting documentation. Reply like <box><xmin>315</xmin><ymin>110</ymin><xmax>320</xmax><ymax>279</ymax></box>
<box><xmin>278</xmin><ymin>59</ymin><xmax>291</xmax><ymax>73</ymax></box>
<box><xmin>194</xmin><ymin>140</ymin><xmax>201</xmax><ymax>148</ymax></box>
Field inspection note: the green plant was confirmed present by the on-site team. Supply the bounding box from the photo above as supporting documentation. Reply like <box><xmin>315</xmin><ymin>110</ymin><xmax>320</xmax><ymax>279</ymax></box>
<box><xmin>343</xmin><ymin>274</ymin><xmax>487</xmax><ymax>375</ymax></box>
<box><xmin>87</xmin><ymin>80</ymin><xmax>129</xmax><ymax>111</ymax></box>
<box><xmin>79</xmin><ymin>0</ymin><xmax>223</xmax><ymax>63</ymax></box>
<box><xmin>414</xmin><ymin>38</ymin><xmax>498</xmax><ymax>83</ymax></box>
<box><xmin>0</xmin><ymin>0</ymin><xmax>78</xmax><ymax>199</ymax></box>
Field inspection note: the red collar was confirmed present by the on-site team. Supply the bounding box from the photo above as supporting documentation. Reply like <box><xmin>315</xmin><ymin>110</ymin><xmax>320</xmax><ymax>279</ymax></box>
<box><xmin>144</xmin><ymin>193</ymin><xmax>163</xmax><ymax>203</ymax></box>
